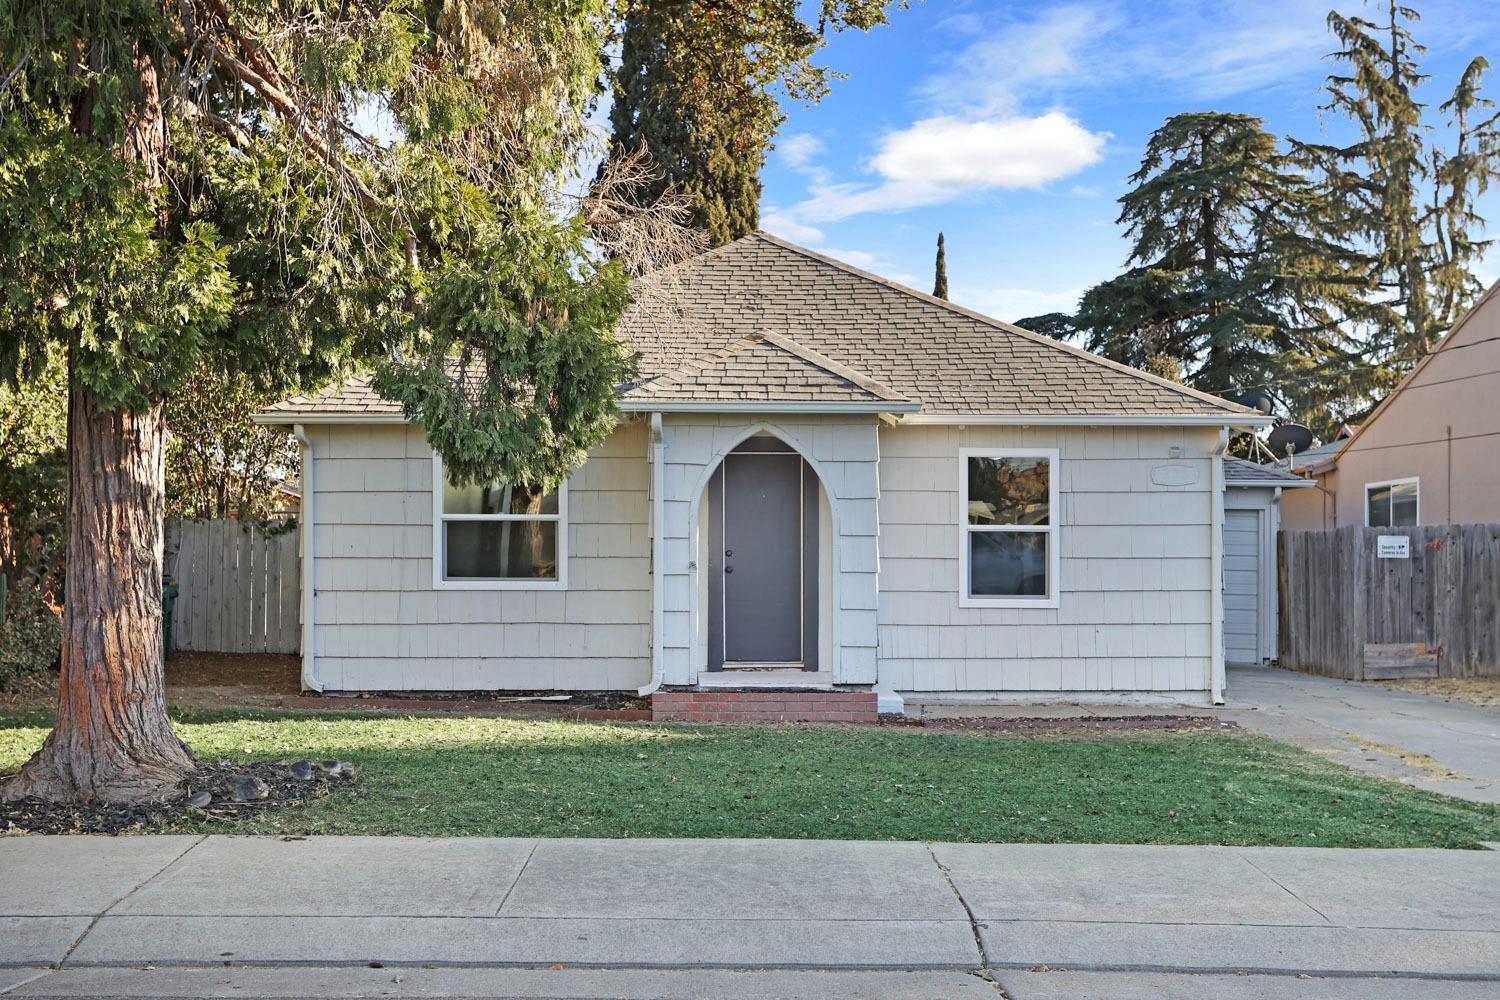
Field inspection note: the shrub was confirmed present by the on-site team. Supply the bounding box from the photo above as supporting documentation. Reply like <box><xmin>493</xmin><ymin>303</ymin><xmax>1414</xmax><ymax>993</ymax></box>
<box><xmin>0</xmin><ymin>577</ymin><xmax>61</xmax><ymax>691</ymax></box>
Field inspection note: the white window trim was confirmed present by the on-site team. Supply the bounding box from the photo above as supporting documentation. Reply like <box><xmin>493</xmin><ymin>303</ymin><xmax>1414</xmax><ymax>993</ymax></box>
<box><xmin>431</xmin><ymin>453</ymin><xmax>568</xmax><ymax>590</ymax></box>
<box><xmin>958</xmin><ymin>447</ymin><xmax>1061</xmax><ymax>609</ymax></box>
<box><xmin>1363</xmin><ymin>476</ymin><xmax>1420</xmax><ymax>528</ymax></box>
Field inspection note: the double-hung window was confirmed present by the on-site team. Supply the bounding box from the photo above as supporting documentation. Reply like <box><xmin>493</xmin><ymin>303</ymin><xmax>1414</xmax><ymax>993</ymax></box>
<box><xmin>959</xmin><ymin>448</ymin><xmax>1059</xmax><ymax>608</ymax></box>
<box><xmin>1365</xmin><ymin>477</ymin><xmax>1418</xmax><ymax>527</ymax></box>
<box><xmin>433</xmin><ymin>455</ymin><xmax>566</xmax><ymax>589</ymax></box>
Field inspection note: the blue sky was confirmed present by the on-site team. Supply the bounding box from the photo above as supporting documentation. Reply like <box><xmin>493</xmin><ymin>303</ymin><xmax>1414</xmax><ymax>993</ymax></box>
<box><xmin>758</xmin><ymin>0</ymin><xmax>1500</xmax><ymax>324</ymax></box>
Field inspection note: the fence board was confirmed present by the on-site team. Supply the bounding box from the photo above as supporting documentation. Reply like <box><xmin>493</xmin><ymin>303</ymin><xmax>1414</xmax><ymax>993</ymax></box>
<box><xmin>1278</xmin><ymin>524</ymin><xmax>1500</xmax><ymax>678</ymax></box>
<box><xmin>166</xmin><ymin>519</ymin><xmax>300</xmax><ymax>655</ymax></box>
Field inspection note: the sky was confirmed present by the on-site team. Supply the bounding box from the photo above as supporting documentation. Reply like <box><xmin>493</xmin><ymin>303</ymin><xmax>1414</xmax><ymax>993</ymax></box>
<box><xmin>757</xmin><ymin>0</ymin><xmax>1500</xmax><ymax>325</ymax></box>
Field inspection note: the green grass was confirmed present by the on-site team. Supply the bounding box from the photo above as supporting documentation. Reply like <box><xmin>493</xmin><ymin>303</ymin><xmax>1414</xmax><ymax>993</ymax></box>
<box><xmin>4</xmin><ymin>708</ymin><xmax>1499</xmax><ymax>847</ymax></box>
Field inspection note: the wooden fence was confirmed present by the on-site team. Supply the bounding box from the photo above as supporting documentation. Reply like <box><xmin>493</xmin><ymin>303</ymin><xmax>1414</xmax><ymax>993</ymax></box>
<box><xmin>164</xmin><ymin>519</ymin><xmax>300</xmax><ymax>655</ymax></box>
<box><xmin>1278</xmin><ymin>524</ymin><xmax>1500</xmax><ymax>679</ymax></box>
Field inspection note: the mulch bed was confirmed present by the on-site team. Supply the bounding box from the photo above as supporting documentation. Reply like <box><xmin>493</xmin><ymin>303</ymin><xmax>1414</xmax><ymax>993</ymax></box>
<box><xmin>279</xmin><ymin>691</ymin><xmax>653</xmax><ymax>720</ymax></box>
<box><xmin>0</xmin><ymin>758</ymin><xmax>355</xmax><ymax>836</ymax></box>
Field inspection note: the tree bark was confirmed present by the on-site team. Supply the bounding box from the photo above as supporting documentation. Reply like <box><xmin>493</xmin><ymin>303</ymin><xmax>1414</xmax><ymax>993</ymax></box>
<box><xmin>1</xmin><ymin>389</ymin><xmax>196</xmax><ymax>804</ymax></box>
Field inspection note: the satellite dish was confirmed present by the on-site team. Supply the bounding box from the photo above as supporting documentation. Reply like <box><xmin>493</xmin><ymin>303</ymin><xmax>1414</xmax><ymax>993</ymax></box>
<box><xmin>1266</xmin><ymin>423</ymin><xmax>1315</xmax><ymax>457</ymax></box>
<box><xmin>1235</xmin><ymin>392</ymin><xmax>1275</xmax><ymax>415</ymax></box>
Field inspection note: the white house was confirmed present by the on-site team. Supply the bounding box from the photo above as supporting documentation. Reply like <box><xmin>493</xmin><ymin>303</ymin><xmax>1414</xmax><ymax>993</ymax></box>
<box><xmin>256</xmin><ymin>233</ymin><xmax>1271</xmax><ymax>710</ymax></box>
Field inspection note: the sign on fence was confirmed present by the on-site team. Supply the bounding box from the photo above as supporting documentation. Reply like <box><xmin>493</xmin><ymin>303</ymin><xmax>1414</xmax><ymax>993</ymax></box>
<box><xmin>1377</xmin><ymin>535</ymin><xmax>1410</xmax><ymax>559</ymax></box>
<box><xmin>164</xmin><ymin>519</ymin><xmax>300</xmax><ymax>655</ymax></box>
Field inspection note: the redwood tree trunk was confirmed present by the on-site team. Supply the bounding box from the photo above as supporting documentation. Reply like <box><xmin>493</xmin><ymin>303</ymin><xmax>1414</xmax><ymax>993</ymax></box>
<box><xmin>1</xmin><ymin>389</ymin><xmax>196</xmax><ymax>804</ymax></box>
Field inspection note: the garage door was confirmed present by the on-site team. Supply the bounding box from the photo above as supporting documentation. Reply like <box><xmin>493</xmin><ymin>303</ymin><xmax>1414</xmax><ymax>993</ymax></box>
<box><xmin>1223</xmin><ymin>509</ymin><xmax>1262</xmax><ymax>666</ymax></box>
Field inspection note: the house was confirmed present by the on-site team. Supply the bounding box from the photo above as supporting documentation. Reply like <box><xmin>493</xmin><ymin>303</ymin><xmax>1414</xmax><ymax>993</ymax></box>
<box><xmin>1280</xmin><ymin>279</ymin><xmax>1500</xmax><ymax>530</ymax></box>
<box><xmin>1222</xmin><ymin>456</ymin><xmax>1315</xmax><ymax>666</ymax></box>
<box><xmin>254</xmin><ymin>232</ymin><xmax>1270</xmax><ymax>710</ymax></box>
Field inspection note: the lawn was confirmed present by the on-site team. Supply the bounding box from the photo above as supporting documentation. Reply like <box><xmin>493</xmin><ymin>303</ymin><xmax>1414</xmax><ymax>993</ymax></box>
<box><xmin>3</xmin><ymin>708</ymin><xmax>1499</xmax><ymax>847</ymax></box>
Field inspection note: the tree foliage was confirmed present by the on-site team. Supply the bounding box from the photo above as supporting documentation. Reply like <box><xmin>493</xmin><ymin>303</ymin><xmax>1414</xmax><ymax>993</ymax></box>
<box><xmin>165</xmin><ymin>368</ymin><xmax>299</xmax><ymax>522</ymax></box>
<box><xmin>605</xmin><ymin>0</ymin><xmax>902</xmax><ymax>246</ymax></box>
<box><xmin>0</xmin><ymin>346</ymin><xmax>65</xmax><ymax>585</ymax></box>
<box><xmin>1298</xmin><ymin>2</ymin><xmax>1500</xmax><ymax>363</ymax></box>
<box><xmin>1019</xmin><ymin>112</ymin><xmax>1372</xmax><ymax>435</ymax></box>
<box><xmin>932</xmin><ymin>232</ymin><xmax>948</xmax><ymax>299</ymax></box>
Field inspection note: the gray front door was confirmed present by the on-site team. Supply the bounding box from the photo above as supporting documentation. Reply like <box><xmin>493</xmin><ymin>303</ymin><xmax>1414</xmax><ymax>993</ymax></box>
<box><xmin>724</xmin><ymin>452</ymin><xmax>802</xmax><ymax>662</ymax></box>
<box><xmin>707</xmin><ymin>439</ymin><xmax>818</xmax><ymax>670</ymax></box>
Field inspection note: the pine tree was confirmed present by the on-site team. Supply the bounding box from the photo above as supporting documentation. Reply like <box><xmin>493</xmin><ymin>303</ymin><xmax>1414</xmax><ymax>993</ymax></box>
<box><xmin>1299</xmin><ymin>2</ymin><xmax>1500</xmax><ymax>362</ymax></box>
<box><xmin>933</xmin><ymin>233</ymin><xmax>949</xmax><ymax>299</ymax></box>
<box><xmin>1019</xmin><ymin>112</ymin><xmax>1371</xmax><ymax>434</ymax></box>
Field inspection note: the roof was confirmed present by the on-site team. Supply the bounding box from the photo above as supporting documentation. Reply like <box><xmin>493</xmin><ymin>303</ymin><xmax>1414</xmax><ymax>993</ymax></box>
<box><xmin>1224</xmin><ymin>456</ymin><xmax>1315</xmax><ymax>488</ymax></box>
<box><xmin>622</xmin><ymin>331</ymin><xmax>916</xmax><ymax>410</ymax></box>
<box><xmin>257</xmin><ymin>232</ymin><xmax>1264</xmax><ymax>424</ymax></box>
<box><xmin>1289</xmin><ymin>439</ymin><xmax>1345</xmax><ymax>471</ymax></box>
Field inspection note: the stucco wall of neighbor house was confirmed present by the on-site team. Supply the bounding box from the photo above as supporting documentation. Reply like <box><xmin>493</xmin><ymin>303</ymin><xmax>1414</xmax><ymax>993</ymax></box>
<box><xmin>308</xmin><ymin>421</ymin><xmax>651</xmax><ymax>691</ymax></box>
<box><xmin>875</xmin><ymin>424</ymin><xmax>1222</xmax><ymax>698</ymax></box>
<box><xmin>658</xmin><ymin>414</ymin><xmax>881</xmax><ymax>686</ymax></box>
<box><xmin>1279</xmin><ymin>473</ymin><xmax>1333</xmax><ymax>530</ymax></box>
<box><xmin>1330</xmin><ymin>304</ymin><xmax>1500</xmax><ymax>526</ymax></box>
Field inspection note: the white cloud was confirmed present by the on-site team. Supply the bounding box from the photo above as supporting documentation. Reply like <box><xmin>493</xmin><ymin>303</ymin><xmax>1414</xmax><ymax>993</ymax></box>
<box><xmin>795</xmin><ymin>113</ymin><xmax>1108</xmax><ymax>222</ymax></box>
<box><xmin>777</xmin><ymin>133</ymin><xmax>825</xmax><ymax>169</ymax></box>
<box><xmin>954</xmin><ymin>285</ymin><xmax>1086</xmax><ymax>325</ymax></box>
<box><xmin>760</xmin><ymin>211</ymin><xmax>824</xmax><ymax>245</ymax></box>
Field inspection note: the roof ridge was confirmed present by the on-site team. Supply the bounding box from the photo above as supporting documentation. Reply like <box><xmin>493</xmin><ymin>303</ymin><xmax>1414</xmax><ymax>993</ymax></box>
<box><xmin>755</xmin><ymin>331</ymin><xmax>911</xmax><ymax>402</ymax></box>
<box><xmin>746</xmin><ymin>231</ymin><xmax>1254</xmax><ymax>417</ymax></box>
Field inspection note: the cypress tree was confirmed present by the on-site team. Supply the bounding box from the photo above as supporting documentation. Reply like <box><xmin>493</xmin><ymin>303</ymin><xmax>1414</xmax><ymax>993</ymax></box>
<box><xmin>605</xmin><ymin>2</ymin><xmax>899</xmax><ymax>247</ymax></box>
<box><xmin>933</xmin><ymin>233</ymin><xmax>949</xmax><ymax>299</ymax></box>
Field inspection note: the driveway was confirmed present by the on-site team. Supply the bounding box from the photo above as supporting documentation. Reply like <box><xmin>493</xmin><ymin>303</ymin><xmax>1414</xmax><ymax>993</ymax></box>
<box><xmin>1223</xmin><ymin>665</ymin><xmax>1500</xmax><ymax>803</ymax></box>
<box><xmin>3</xmin><ymin>835</ymin><xmax>1499</xmax><ymax>998</ymax></box>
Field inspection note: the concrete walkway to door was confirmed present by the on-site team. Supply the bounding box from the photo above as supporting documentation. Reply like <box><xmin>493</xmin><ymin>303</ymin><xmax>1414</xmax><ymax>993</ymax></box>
<box><xmin>3</xmin><ymin>835</ymin><xmax>1500</xmax><ymax>998</ymax></box>
<box><xmin>1220</xmin><ymin>665</ymin><xmax>1500</xmax><ymax>803</ymax></box>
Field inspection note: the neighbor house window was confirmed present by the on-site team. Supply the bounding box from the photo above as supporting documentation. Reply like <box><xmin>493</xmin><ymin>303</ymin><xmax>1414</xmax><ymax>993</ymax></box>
<box><xmin>1365</xmin><ymin>477</ymin><xmax>1418</xmax><ymax>528</ymax></box>
<box><xmin>959</xmin><ymin>448</ymin><xmax>1060</xmax><ymax>608</ymax></box>
<box><xmin>432</xmin><ymin>455</ymin><xmax>566</xmax><ymax>589</ymax></box>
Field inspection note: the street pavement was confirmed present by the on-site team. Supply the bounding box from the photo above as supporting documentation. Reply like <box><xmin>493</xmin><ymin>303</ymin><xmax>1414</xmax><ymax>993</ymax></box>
<box><xmin>3</xmin><ymin>835</ymin><xmax>1498</xmax><ymax>998</ymax></box>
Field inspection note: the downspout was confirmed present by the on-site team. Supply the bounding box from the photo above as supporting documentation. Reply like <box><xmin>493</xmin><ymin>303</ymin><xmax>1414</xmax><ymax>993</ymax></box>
<box><xmin>1209</xmin><ymin>429</ymin><xmax>1228</xmax><ymax>705</ymax></box>
<box><xmin>292</xmin><ymin>424</ymin><xmax>322</xmax><ymax>692</ymax></box>
<box><xmin>639</xmin><ymin>412</ymin><xmax>666</xmax><ymax>696</ymax></box>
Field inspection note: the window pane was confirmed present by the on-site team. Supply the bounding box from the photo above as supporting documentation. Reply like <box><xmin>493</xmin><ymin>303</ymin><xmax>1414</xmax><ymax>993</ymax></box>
<box><xmin>968</xmin><ymin>456</ymin><xmax>1049</xmax><ymax>526</ymax></box>
<box><xmin>969</xmin><ymin>531</ymin><xmax>1048</xmax><ymax>598</ymax></box>
<box><xmin>443</xmin><ymin>478</ymin><xmax>558</xmax><ymax>516</ymax></box>
<box><xmin>445</xmin><ymin>521</ymin><xmax>557</xmax><ymax>579</ymax></box>
<box><xmin>1366</xmin><ymin>485</ymin><xmax>1391</xmax><ymax>527</ymax></box>
<box><xmin>1391</xmin><ymin>481</ymin><xmax>1418</xmax><ymax>526</ymax></box>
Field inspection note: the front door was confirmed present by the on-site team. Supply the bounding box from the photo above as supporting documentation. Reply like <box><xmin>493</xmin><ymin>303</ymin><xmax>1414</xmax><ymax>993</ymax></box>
<box><xmin>707</xmin><ymin>439</ymin><xmax>817</xmax><ymax>669</ymax></box>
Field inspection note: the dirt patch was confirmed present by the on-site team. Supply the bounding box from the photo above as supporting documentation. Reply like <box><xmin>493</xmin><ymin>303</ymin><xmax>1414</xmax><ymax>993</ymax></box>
<box><xmin>914</xmin><ymin>715</ymin><xmax>1236</xmax><ymax>734</ymax></box>
<box><xmin>1382</xmin><ymin>676</ymin><xmax>1500</xmax><ymax>709</ymax></box>
<box><xmin>0</xmin><ymin>758</ymin><xmax>355</xmax><ymax>836</ymax></box>
<box><xmin>166</xmin><ymin>651</ymin><xmax>302</xmax><ymax>708</ymax></box>
<box><xmin>281</xmin><ymin>691</ymin><xmax>652</xmax><ymax>720</ymax></box>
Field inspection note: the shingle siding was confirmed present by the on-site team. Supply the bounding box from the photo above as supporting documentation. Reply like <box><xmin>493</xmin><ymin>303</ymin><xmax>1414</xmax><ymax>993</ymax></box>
<box><xmin>310</xmin><ymin>422</ymin><xmax>651</xmax><ymax>691</ymax></box>
<box><xmin>875</xmin><ymin>424</ymin><xmax>1219</xmax><ymax>697</ymax></box>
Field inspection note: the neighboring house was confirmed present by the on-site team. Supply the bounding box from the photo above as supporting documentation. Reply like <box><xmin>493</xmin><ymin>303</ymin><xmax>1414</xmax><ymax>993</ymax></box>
<box><xmin>255</xmin><ymin>233</ymin><xmax>1269</xmax><ymax>708</ymax></box>
<box><xmin>1281</xmin><ymin>280</ymin><xmax>1500</xmax><ymax>530</ymax></box>
<box><xmin>1223</xmin><ymin>457</ymin><xmax>1315</xmax><ymax>666</ymax></box>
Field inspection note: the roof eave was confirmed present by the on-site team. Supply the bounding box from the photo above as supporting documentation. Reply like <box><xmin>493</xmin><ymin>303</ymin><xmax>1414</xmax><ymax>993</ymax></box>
<box><xmin>1226</xmin><ymin>478</ymin><xmax>1317</xmax><ymax>488</ymax></box>
<box><xmin>252</xmin><ymin>411</ymin><xmax>409</xmax><ymax>426</ymax></box>
<box><xmin>895</xmin><ymin>412</ymin><xmax>1273</xmax><ymax>428</ymax></box>
<box><xmin>617</xmin><ymin>399</ymin><xmax>922</xmax><ymax>414</ymax></box>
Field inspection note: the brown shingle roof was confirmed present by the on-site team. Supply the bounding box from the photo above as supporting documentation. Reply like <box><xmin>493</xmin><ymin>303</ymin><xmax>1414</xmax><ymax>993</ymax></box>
<box><xmin>258</xmin><ymin>232</ymin><xmax>1257</xmax><ymax>421</ymax></box>
<box><xmin>623</xmin><ymin>331</ymin><xmax>914</xmax><ymax>407</ymax></box>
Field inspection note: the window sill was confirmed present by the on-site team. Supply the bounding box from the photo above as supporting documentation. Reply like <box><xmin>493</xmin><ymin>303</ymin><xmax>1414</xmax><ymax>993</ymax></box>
<box><xmin>959</xmin><ymin>595</ymin><xmax>1060</xmax><ymax>610</ymax></box>
<box><xmin>433</xmin><ymin>578</ymin><xmax>567</xmax><ymax>591</ymax></box>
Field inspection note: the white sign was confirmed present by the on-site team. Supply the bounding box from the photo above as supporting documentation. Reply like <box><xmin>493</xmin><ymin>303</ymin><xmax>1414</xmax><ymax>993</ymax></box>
<box><xmin>1377</xmin><ymin>535</ymin><xmax>1410</xmax><ymax>559</ymax></box>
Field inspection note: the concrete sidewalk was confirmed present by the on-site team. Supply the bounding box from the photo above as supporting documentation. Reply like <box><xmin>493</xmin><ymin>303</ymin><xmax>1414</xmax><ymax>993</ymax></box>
<box><xmin>4</xmin><ymin>836</ymin><xmax>1500</xmax><ymax>998</ymax></box>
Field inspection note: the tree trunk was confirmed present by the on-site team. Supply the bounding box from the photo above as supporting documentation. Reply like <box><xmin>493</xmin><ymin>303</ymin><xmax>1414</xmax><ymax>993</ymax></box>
<box><xmin>1</xmin><ymin>388</ymin><xmax>196</xmax><ymax>804</ymax></box>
